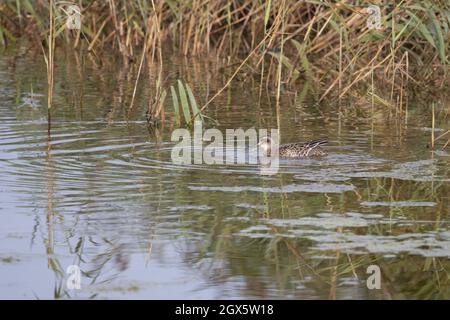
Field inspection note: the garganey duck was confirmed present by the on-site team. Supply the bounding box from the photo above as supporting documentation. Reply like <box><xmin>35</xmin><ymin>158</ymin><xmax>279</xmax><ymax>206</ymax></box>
<box><xmin>258</xmin><ymin>136</ymin><xmax>328</xmax><ymax>158</ymax></box>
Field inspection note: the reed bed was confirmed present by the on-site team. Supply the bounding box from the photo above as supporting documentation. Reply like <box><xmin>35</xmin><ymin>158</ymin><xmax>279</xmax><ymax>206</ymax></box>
<box><xmin>1</xmin><ymin>0</ymin><xmax>448</xmax><ymax>120</ymax></box>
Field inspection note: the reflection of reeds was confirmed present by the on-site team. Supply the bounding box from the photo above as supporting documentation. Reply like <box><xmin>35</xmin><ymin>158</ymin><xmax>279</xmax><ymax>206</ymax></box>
<box><xmin>45</xmin><ymin>104</ymin><xmax>67</xmax><ymax>299</ymax></box>
<box><xmin>176</xmin><ymin>170</ymin><xmax>449</xmax><ymax>299</ymax></box>
<box><xmin>429</xmin><ymin>105</ymin><xmax>449</xmax><ymax>150</ymax></box>
<box><xmin>44</xmin><ymin>1</ymin><xmax>56</xmax><ymax>279</ymax></box>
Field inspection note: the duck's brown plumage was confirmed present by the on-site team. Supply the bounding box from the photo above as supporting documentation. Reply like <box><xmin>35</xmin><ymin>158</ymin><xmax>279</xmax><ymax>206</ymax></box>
<box><xmin>261</xmin><ymin>138</ymin><xmax>328</xmax><ymax>158</ymax></box>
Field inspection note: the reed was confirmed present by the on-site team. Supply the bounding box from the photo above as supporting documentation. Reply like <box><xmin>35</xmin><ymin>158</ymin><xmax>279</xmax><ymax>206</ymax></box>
<box><xmin>1</xmin><ymin>0</ymin><xmax>448</xmax><ymax>117</ymax></box>
<box><xmin>434</xmin><ymin>130</ymin><xmax>450</xmax><ymax>150</ymax></box>
<box><xmin>169</xmin><ymin>80</ymin><xmax>204</xmax><ymax>127</ymax></box>
<box><xmin>431</xmin><ymin>103</ymin><xmax>435</xmax><ymax>149</ymax></box>
<box><xmin>43</xmin><ymin>0</ymin><xmax>55</xmax><ymax>110</ymax></box>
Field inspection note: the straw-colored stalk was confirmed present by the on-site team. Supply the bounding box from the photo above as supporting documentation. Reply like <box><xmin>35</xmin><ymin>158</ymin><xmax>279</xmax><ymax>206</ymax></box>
<box><xmin>46</xmin><ymin>0</ymin><xmax>55</xmax><ymax>110</ymax></box>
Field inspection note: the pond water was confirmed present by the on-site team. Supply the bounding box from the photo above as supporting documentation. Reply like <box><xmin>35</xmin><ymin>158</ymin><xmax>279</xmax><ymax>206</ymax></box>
<box><xmin>0</xmin><ymin>46</ymin><xmax>448</xmax><ymax>299</ymax></box>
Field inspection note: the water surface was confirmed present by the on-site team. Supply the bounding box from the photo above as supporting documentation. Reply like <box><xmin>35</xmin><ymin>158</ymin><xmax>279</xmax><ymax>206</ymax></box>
<box><xmin>0</xmin><ymin>47</ymin><xmax>448</xmax><ymax>299</ymax></box>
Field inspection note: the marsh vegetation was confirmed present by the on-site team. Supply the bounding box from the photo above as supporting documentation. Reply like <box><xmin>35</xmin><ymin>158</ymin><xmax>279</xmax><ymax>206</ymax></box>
<box><xmin>0</xmin><ymin>1</ymin><xmax>448</xmax><ymax>299</ymax></box>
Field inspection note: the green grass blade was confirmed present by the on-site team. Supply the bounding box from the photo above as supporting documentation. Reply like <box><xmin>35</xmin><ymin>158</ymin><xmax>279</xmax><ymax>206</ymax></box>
<box><xmin>185</xmin><ymin>83</ymin><xmax>203</xmax><ymax>122</ymax></box>
<box><xmin>394</xmin><ymin>19</ymin><xmax>413</xmax><ymax>43</ymax></box>
<box><xmin>170</xmin><ymin>85</ymin><xmax>181</xmax><ymax>125</ymax></box>
<box><xmin>264</xmin><ymin>0</ymin><xmax>272</xmax><ymax>29</ymax></box>
<box><xmin>427</xmin><ymin>8</ymin><xmax>447</xmax><ymax>64</ymax></box>
<box><xmin>177</xmin><ymin>80</ymin><xmax>191</xmax><ymax>124</ymax></box>
<box><xmin>409</xmin><ymin>11</ymin><xmax>436</xmax><ymax>49</ymax></box>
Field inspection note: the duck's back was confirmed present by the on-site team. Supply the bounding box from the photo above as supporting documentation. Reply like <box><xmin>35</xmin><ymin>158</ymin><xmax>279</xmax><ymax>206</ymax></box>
<box><xmin>279</xmin><ymin>139</ymin><xmax>327</xmax><ymax>158</ymax></box>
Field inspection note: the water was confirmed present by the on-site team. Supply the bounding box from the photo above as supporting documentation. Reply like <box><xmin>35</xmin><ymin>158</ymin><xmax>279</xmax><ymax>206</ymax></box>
<box><xmin>0</xmin><ymin>47</ymin><xmax>448</xmax><ymax>299</ymax></box>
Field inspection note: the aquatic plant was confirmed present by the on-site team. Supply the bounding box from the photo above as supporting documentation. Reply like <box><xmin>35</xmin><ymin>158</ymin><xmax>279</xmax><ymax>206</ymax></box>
<box><xmin>170</xmin><ymin>79</ymin><xmax>203</xmax><ymax>127</ymax></box>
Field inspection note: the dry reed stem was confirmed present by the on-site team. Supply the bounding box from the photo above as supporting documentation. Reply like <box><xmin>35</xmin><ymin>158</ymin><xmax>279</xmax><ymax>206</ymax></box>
<box><xmin>197</xmin><ymin>24</ymin><xmax>277</xmax><ymax>115</ymax></box>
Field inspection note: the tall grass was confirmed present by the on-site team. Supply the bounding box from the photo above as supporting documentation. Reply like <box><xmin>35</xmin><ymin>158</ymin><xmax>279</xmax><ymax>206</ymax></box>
<box><xmin>0</xmin><ymin>0</ymin><xmax>448</xmax><ymax>119</ymax></box>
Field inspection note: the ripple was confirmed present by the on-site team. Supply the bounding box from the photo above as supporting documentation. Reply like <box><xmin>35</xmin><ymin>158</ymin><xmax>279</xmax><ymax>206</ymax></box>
<box><xmin>189</xmin><ymin>182</ymin><xmax>355</xmax><ymax>193</ymax></box>
<box><xmin>361</xmin><ymin>201</ymin><xmax>437</xmax><ymax>207</ymax></box>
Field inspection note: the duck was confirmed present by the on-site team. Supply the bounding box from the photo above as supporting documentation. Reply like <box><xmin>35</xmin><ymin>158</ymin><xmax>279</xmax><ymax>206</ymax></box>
<box><xmin>258</xmin><ymin>136</ymin><xmax>328</xmax><ymax>158</ymax></box>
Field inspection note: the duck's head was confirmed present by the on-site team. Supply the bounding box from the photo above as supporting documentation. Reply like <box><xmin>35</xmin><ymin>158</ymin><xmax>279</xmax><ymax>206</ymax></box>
<box><xmin>258</xmin><ymin>136</ymin><xmax>273</xmax><ymax>153</ymax></box>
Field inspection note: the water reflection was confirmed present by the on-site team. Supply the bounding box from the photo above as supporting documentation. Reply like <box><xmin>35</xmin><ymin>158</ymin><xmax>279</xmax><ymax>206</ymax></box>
<box><xmin>0</xmin><ymin>48</ymin><xmax>448</xmax><ymax>299</ymax></box>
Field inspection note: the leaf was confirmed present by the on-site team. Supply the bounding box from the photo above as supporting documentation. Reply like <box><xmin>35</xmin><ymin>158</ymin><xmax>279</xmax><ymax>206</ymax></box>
<box><xmin>185</xmin><ymin>83</ymin><xmax>203</xmax><ymax>122</ymax></box>
<box><xmin>177</xmin><ymin>80</ymin><xmax>191</xmax><ymax>124</ymax></box>
<box><xmin>264</xmin><ymin>0</ymin><xmax>272</xmax><ymax>29</ymax></box>
<box><xmin>408</xmin><ymin>11</ymin><xmax>436</xmax><ymax>49</ymax></box>
<box><xmin>170</xmin><ymin>85</ymin><xmax>181</xmax><ymax>125</ymax></box>
<box><xmin>427</xmin><ymin>8</ymin><xmax>447</xmax><ymax>64</ymax></box>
